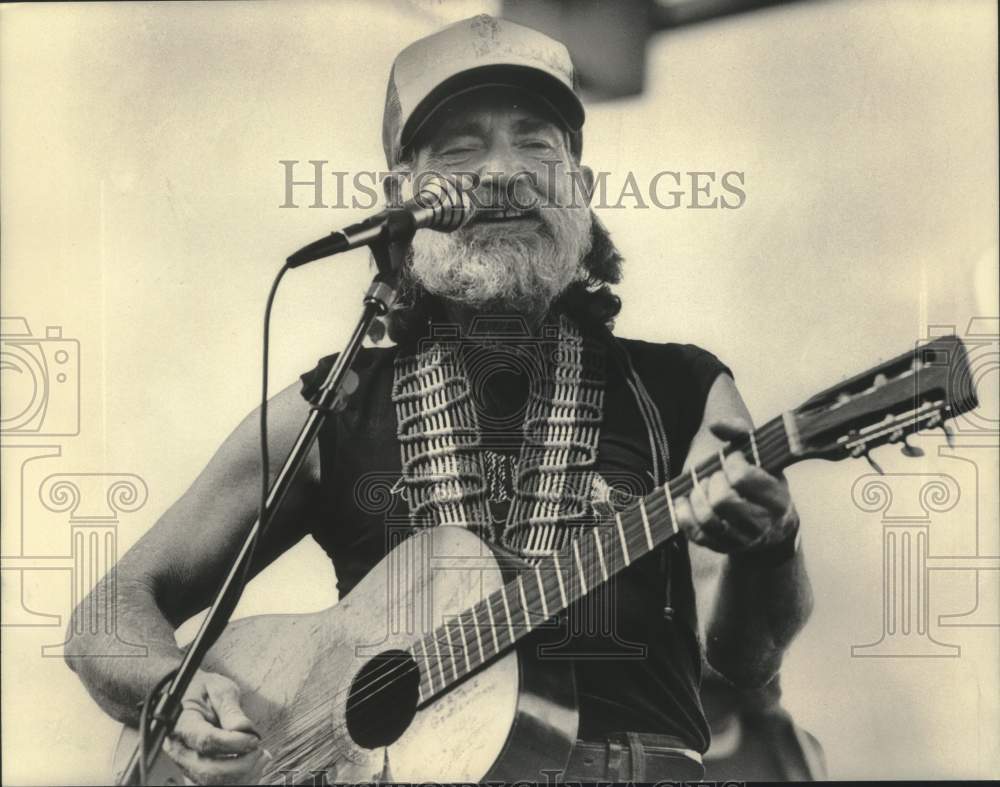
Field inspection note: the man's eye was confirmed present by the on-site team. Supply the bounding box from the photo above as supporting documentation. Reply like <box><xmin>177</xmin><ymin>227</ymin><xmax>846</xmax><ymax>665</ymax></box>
<box><xmin>441</xmin><ymin>146</ymin><xmax>477</xmax><ymax>156</ymax></box>
<box><xmin>522</xmin><ymin>140</ymin><xmax>553</xmax><ymax>151</ymax></box>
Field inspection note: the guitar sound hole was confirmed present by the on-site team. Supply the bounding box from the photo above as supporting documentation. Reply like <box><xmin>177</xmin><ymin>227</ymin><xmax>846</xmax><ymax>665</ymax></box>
<box><xmin>344</xmin><ymin>649</ymin><xmax>419</xmax><ymax>749</ymax></box>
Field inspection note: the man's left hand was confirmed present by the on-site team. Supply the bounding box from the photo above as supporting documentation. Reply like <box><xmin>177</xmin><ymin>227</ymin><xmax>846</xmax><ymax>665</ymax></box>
<box><xmin>676</xmin><ymin>418</ymin><xmax>799</xmax><ymax>555</ymax></box>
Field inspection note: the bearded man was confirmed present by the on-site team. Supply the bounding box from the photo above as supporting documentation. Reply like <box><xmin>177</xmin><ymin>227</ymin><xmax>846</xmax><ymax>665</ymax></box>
<box><xmin>66</xmin><ymin>15</ymin><xmax>813</xmax><ymax>784</ymax></box>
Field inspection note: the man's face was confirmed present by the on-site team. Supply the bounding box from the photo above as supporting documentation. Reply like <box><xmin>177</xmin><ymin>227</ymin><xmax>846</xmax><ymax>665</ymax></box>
<box><xmin>402</xmin><ymin>87</ymin><xmax>593</xmax><ymax>320</ymax></box>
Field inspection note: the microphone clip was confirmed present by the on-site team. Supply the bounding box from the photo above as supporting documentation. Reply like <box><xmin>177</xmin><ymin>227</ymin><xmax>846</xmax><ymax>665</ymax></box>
<box><xmin>369</xmin><ymin>210</ymin><xmax>415</xmax><ymax>284</ymax></box>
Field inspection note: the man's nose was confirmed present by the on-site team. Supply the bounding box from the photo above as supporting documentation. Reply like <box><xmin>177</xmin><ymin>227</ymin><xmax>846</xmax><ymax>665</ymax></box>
<box><xmin>474</xmin><ymin>172</ymin><xmax>507</xmax><ymax>209</ymax></box>
<box><xmin>474</xmin><ymin>153</ymin><xmax>535</xmax><ymax>209</ymax></box>
<box><xmin>476</xmin><ymin>140</ymin><xmax>524</xmax><ymax>179</ymax></box>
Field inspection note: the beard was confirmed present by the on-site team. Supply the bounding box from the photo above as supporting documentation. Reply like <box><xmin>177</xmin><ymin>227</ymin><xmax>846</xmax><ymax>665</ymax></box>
<box><xmin>408</xmin><ymin>198</ymin><xmax>593</xmax><ymax>320</ymax></box>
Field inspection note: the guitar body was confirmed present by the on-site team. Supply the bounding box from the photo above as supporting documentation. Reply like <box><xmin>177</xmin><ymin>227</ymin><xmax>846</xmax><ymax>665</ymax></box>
<box><xmin>113</xmin><ymin>525</ymin><xmax>578</xmax><ymax>784</ymax></box>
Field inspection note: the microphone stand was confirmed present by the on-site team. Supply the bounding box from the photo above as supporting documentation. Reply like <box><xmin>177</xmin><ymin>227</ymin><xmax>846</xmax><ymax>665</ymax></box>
<box><xmin>118</xmin><ymin>212</ymin><xmax>416</xmax><ymax>785</ymax></box>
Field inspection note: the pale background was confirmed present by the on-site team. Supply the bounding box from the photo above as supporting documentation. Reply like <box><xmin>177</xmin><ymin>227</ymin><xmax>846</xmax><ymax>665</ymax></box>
<box><xmin>2</xmin><ymin>0</ymin><xmax>998</xmax><ymax>783</ymax></box>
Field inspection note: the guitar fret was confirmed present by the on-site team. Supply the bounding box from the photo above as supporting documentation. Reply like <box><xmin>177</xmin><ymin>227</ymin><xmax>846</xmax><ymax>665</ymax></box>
<box><xmin>443</xmin><ymin>622</ymin><xmax>458</xmax><ymax>679</ymax></box>
<box><xmin>485</xmin><ymin>600</ymin><xmax>499</xmax><ymax>653</ymax></box>
<box><xmin>690</xmin><ymin>466</ymin><xmax>702</xmax><ymax>494</ymax></box>
<box><xmin>782</xmin><ymin>411</ymin><xmax>802</xmax><ymax>455</ymax></box>
<box><xmin>639</xmin><ymin>498</ymin><xmax>654</xmax><ymax>550</ymax></box>
<box><xmin>535</xmin><ymin>565</ymin><xmax>549</xmax><ymax>618</ymax></box>
<box><xmin>593</xmin><ymin>528</ymin><xmax>608</xmax><ymax>581</ymax></box>
<box><xmin>615</xmin><ymin>512</ymin><xmax>631</xmax><ymax>566</ymax></box>
<box><xmin>470</xmin><ymin>606</ymin><xmax>484</xmax><ymax>663</ymax></box>
<box><xmin>663</xmin><ymin>483</ymin><xmax>678</xmax><ymax>534</ymax></box>
<box><xmin>553</xmin><ymin>553</ymin><xmax>568</xmax><ymax>607</ymax></box>
<box><xmin>416</xmin><ymin>637</ymin><xmax>436</xmax><ymax>694</ymax></box>
<box><xmin>517</xmin><ymin>574</ymin><xmax>533</xmax><ymax>631</ymax></box>
<box><xmin>499</xmin><ymin>585</ymin><xmax>516</xmax><ymax>640</ymax></box>
<box><xmin>455</xmin><ymin>615</ymin><xmax>471</xmax><ymax>673</ymax></box>
<box><xmin>572</xmin><ymin>539</ymin><xmax>588</xmax><ymax>594</ymax></box>
<box><xmin>749</xmin><ymin>431</ymin><xmax>761</xmax><ymax>466</ymax></box>
<box><xmin>431</xmin><ymin>631</ymin><xmax>449</xmax><ymax>684</ymax></box>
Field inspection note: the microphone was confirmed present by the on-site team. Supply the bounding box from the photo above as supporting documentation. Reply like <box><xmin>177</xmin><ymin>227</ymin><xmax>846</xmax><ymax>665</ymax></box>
<box><xmin>286</xmin><ymin>174</ymin><xmax>474</xmax><ymax>268</ymax></box>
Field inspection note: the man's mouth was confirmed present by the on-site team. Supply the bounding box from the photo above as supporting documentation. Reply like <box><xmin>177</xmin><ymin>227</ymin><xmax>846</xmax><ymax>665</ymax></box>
<box><xmin>472</xmin><ymin>207</ymin><xmax>540</xmax><ymax>223</ymax></box>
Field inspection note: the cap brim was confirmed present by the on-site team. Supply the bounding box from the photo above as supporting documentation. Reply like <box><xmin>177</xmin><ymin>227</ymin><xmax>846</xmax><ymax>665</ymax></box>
<box><xmin>400</xmin><ymin>65</ymin><xmax>585</xmax><ymax>156</ymax></box>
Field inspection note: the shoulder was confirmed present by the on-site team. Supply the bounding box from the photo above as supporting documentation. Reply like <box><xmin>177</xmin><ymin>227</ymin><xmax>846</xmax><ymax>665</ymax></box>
<box><xmin>299</xmin><ymin>344</ymin><xmax>400</xmax><ymax>402</ymax></box>
<box><xmin>612</xmin><ymin>336</ymin><xmax>734</xmax><ymax>391</ymax></box>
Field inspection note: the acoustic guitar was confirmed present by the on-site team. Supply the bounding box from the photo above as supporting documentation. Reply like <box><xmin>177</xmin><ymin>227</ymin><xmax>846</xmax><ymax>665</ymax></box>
<box><xmin>113</xmin><ymin>335</ymin><xmax>979</xmax><ymax>784</ymax></box>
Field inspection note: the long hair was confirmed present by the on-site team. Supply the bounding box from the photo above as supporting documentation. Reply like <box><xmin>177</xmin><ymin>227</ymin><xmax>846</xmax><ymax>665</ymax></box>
<box><xmin>382</xmin><ymin>213</ymin><xmax>623</xmax><ymax>345</ymax></box>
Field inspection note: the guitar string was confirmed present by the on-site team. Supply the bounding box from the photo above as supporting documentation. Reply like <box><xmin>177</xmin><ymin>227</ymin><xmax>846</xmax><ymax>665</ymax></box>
<box><xmin>324</xmin><ymin>421</ymin><xmax>787</xmax><ymax>710</ymax></box>
<box><xmin>259</xmin><ymin>422</ymin><xmax>791</xmax><ymax>777</ymax></box>
<box><xmin>260</xmin><ymin>450</ymin><xmax>788</xmax><ymax>782</ymax></box>
<box><xmin>258</xmin><ymin>425</ymin><xmax>789</xmax><ymax>774</ymax></box>
<box><xmin>275</xmin><ymin>421</ymin><xmax>789</xmax><ymax>765</ymax></box>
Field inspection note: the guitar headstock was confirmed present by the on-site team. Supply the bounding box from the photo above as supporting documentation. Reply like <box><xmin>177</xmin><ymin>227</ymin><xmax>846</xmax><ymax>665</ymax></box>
<box><xmin>787</xmin><ymin>336</ymin><xmax>979</xmax><ymax>462</ymax></box>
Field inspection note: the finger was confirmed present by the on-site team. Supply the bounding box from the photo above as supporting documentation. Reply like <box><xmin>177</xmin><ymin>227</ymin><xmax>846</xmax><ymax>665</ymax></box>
<box><xmin>724</xmin><ymin>452</ymin><xmax>790</xmax><ymax>507</ymax></box>
<box><xmin>722</xmin><ymin>447</ymin><xmax>753</xmax><ymax>477</ymax></box>
<box><xmin>673</xmin><ymin>495</ymin><xmax>703</xmax><ymax>544</ymax></box>
<box><xmin>717</xmin><ymin>497</ymin><xmax>775</xmax><ymax>533</ymax></box>
<box><xmin>705</xmin><ymin>469</ymin><xmax>750</xmax><ymax>527</ymax></box>
<box><xmin>687</xmin><ymin>471</ymin><xmax>716</xmax><ymax>527</ymax></box>
<box><xmin>703</xmin><ymin>470</ymin><xmax>754</xmax><ymax>541</ymax></box>
<box><xmin>707</xmin><ymin>465</ymin><xmax>772</xmax><ymax>525</ymax></box>
<box><xmin>685</xmin><ymin>522</ymin><xmax>729</xmax><ymax>553</ymax></box>
<box><xmin>183</xmin><ymin>687</ymin><xmax>219</xmax><ymax>727</ymax></box>
<box><xmin>205</xmin><ymin>676</ymin><xmax>258</xmax><ymax>736</ymax></box>
<box><xmin>172</xmin><ymin>709</ymin><xmax>260</xmax><ymax>757</ymax></box>
<box><xmin>728</xmin><ymin>467</ymin><xmax>792</xmax><ymax>515</ymax></box>
<box><xmin>164</xmin><ymin>736</ymin><xmax>264</xmax><ymax>786</ymax></box>
<box><xmin>685</xmin><ymin>471</ymin><xmax>747</xmax><ymax>551</ymax></box>
<box><xmin>709</xmin><ymin>418</ymin><xmax>753</xmax><ymax>442</ymax></box>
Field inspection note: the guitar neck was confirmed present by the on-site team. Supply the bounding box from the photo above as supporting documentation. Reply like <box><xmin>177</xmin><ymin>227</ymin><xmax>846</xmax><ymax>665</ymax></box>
<box><xmin>410</xmin><ymin>414</ymin><xmax>794</xmax><ymax>705</ymax></box>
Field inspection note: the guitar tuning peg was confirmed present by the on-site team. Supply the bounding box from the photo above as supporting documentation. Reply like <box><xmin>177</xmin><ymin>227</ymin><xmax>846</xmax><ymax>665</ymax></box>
<box><xmin>901</xmin><ymin>435</ymin><xmax>925</xmax><ymax>458</ymax></box>
<box><xmin>864</xmin><ymin>451</ymin><xmax>885</xmax><ymax>475</ymax></box>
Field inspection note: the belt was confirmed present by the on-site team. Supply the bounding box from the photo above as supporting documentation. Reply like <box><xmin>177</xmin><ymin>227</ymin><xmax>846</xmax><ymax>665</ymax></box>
<box><xmin>562</xmin><ymin>732</ymin><xmax>705</xmax><ymax>781</ymax></box>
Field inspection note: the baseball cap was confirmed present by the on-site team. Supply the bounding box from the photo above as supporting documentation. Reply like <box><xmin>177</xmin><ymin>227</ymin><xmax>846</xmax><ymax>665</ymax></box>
<box><xmin>382</xmin><ymin>14</ymin><xmax>585</xmax><ymax>167</ymax></box>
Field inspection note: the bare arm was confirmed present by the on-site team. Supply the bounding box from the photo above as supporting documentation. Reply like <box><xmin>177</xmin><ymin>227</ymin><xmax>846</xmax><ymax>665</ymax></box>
<box><xmin>64</xmin><ymin>380</ymin><xmax>321</xmax><ymax>724</ymax></box>
<box><xmin>683</xmin><ymin>374</ymin><xmax>814</xmax><ymax>688</ymax></box>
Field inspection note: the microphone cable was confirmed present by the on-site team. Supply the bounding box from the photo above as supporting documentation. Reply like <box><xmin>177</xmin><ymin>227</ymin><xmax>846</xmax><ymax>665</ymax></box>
<box><xmin>134</xmin><ymin>261</ymin><xmax>291</xmax><ymax>784</ymax></box>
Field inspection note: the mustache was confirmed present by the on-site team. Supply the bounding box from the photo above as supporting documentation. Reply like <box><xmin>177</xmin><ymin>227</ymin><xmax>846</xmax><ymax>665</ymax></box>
<box><xmin>460</xmin><ymin>189</ymin><xmax>579</xmax><ymax>242</ymax></box>
<box><xmin>459</xmin><ymin>173</ymin><xmax>560</xmax><ymax>215</ymax></box>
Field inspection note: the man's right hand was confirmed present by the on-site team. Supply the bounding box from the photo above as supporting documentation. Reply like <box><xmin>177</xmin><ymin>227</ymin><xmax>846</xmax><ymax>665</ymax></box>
<box><xmin>163</xmin><ymin>671</ymin><xmax>271</xmax><ymax>785</ymax></box>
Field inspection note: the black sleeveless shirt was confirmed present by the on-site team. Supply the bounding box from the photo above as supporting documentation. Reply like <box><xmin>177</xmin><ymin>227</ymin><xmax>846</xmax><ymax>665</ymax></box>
<box><xmin>299</xmin><ymin>332</ymin><xmax>730</xmax><ymax>753</ymax></box>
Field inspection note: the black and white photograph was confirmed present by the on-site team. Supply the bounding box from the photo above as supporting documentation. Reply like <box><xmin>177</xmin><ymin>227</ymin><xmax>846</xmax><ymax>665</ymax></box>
<box><xmin>1</xmin><ymin>1</ymin><xmax>997</xmax><ymax>783</ymax></box>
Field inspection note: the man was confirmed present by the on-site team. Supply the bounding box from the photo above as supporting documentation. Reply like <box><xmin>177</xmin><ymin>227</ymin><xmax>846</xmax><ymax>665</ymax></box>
<box><xmin>66</xmin><ymin>15</ymin><xmax>812</xmax><ymax>784</ymax></box>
